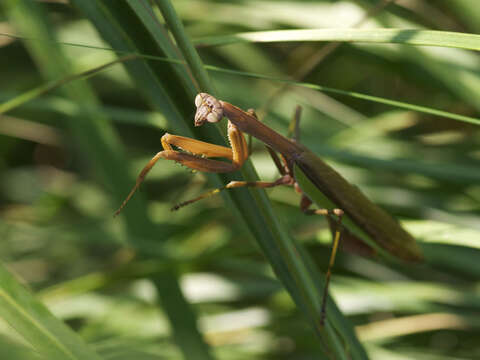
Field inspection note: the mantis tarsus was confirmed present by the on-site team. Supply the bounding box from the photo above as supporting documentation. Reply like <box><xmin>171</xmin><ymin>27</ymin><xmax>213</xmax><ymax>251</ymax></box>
<box><xmin>115</xmin><ymin>93</ymin><xmax>423</xmax><ymax>322</ymax></box>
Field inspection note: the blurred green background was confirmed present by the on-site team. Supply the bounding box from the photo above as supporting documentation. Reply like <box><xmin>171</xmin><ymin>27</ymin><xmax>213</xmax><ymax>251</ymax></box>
<box><xmin>1</xmin><ymin>0</ymin><xmax>480</xmax><ymax>359</ymax></box>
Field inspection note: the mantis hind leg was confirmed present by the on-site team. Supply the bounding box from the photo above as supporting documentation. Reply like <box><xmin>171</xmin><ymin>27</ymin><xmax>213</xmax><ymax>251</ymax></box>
<box><xmin>300</xmin><ymin>194</ymin><xmax>344</xmax><ymax>326</ymax></box>
<box><xmin>172</xmin><ymin>175</ymin><xmax>295</xmax><ymax>211</ymax></box>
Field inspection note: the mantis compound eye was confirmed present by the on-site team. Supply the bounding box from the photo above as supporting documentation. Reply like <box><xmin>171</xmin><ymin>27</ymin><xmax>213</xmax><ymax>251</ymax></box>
<box><xmin>194</xmin><ymin>93</ymin><xmax>205</xmax><ymax>107</ymax></box>
<box><xmin>194</xmin><ymin>93</ymin><xmax>223</xmax><ymax>126</ymax></box>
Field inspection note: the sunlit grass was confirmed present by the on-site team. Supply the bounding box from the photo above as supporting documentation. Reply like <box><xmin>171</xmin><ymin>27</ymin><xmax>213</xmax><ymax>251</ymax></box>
<box><xmin>1</xmin><ymin>1</ymin><xmax>480</xmax><ymax>359</ymax></box>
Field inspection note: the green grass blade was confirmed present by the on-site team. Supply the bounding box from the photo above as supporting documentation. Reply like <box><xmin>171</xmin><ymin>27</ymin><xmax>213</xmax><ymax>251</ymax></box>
<box><xmin>153</xmin><ymin>0</ymin><xmax>214</xmax><ymax>93</ymax></box>
<box><xmin>157</xmin><ymin>1</ymin><xmax>367</xmax><ymax>358</ymax></box>
<box><xmin>195</xmin><ymin>28</ymin><xmax>480</xmax><ymax>51</ymax></box>
<box><xmin>203</xmin><ymin>65</ymin><xmax>480</xmax><ymax>127</ymax></box>
<box><xmin>0</xmin><ymin>264</ymin><xmax>103</xmax><ymax>360</ymax></box>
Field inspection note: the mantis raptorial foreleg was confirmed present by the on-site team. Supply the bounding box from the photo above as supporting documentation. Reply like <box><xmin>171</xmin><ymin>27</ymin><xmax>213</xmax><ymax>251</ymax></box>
<box><xmin>114</xmin><ymin>122</ymin><xmax>249</xmax><ymax>216</ymax></box>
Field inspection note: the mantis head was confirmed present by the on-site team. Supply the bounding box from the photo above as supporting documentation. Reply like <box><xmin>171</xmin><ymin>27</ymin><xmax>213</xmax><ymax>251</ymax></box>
<box><xmin>194</xmin><ymin>93</ymin><xmax>224</xmax><ymax>126</ymax></box>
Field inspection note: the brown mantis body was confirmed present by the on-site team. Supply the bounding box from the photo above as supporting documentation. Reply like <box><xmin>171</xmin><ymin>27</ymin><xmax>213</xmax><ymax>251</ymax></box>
<box><xmin>115</xmin><ymin>93</ymin><xmax>423</xmax><ymax>322</ymax></box>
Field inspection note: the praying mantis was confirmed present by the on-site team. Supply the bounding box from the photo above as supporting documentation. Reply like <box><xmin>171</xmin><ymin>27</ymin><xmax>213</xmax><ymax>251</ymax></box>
<box><xmin>115</xmin><ymin>93</ymin><xmax>423</xmax><ymax>321</ymax></box>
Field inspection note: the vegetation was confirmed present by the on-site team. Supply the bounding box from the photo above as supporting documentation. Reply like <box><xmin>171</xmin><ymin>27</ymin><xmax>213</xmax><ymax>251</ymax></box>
<box><xmin>1</xmin><ymin>1</ymin><xmax>480</xmax><ymax>359</ymax></box>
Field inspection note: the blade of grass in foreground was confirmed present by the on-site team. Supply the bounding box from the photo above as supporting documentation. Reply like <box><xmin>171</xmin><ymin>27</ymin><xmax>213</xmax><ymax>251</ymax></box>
<box><xmin>0</xmin><ymin>264</ymin><xmax>103</xmax><ymax>360</ymax></box>
<box><xmin>156</xmin><ymin>1</ymin><xmax>366</xmax><ymax>359</ymax></box>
